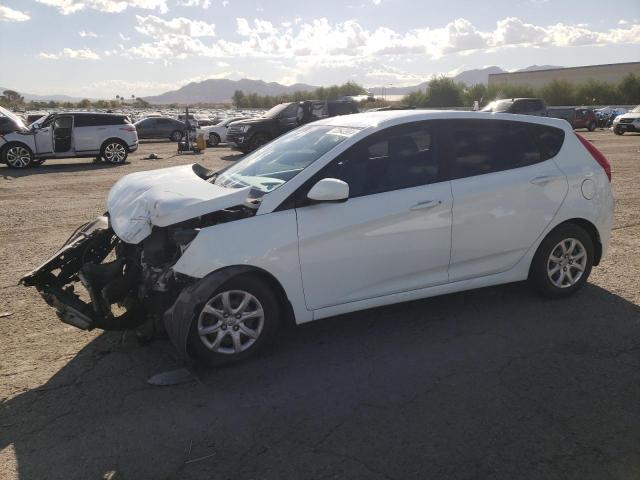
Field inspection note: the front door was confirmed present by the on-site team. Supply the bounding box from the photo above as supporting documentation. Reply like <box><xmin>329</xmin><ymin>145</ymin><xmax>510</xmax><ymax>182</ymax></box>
<box><xmin>53</xmin><ymin>115</ymin><xmax>74</xmax><ymax>154</ymax></box>
<box><xmin>446</xmin><ymin>119</ymin><xmax>568</xmax><ymax>281</ymax></box>
<box><xmin>296</xmin><ymin>121</ymin><xmax>452</xmax><ymax>310</ymax></box>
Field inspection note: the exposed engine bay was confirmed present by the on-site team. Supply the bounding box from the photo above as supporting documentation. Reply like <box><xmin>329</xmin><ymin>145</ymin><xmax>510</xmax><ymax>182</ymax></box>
<box><xmin>20</xmin><ymin>198</ymin><xmax>257</xmax><ymax>340</ymax></box>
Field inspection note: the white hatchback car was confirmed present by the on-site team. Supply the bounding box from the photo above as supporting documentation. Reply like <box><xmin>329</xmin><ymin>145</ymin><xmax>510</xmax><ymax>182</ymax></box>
<box><xmin>22</xmin><ymin>111</ymin><xmax>614</xmax><ymax>366</ymax></box>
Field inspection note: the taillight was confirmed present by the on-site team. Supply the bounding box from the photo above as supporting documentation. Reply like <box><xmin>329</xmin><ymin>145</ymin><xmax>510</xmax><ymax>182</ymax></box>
<box><xmin>120</xmin><ymin>126</ymin><xmax>136</xmax><ymax>132</ymax></box>
<box><xmin>575</xmin><ymin>133</ymin><xmax>611</xmax><ymax>182</ymax></box>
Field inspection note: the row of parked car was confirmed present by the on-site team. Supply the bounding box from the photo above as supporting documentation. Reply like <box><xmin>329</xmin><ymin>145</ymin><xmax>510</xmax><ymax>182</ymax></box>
<box><xmin>1</xmin><ymin>98</ymin><xmax>638</xmax><ymax>168</ymax></box>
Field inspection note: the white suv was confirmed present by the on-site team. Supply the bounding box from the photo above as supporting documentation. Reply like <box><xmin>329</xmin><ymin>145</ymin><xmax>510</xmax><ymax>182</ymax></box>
<box><xmin>22</xmin><ymin>111</ymin><xmax>614</xmax><ymax>366</ymax></box>
<box><xmin>0</xmin><ymin>108</ymin><xmax>138</xmax><ymax>168</ymax></box>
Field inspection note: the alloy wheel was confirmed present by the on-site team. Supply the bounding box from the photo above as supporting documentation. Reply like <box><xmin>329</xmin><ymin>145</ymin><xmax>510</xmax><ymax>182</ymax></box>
<box><xmin>104</xmin><ymin>143</ymin><xmax>126</xmax><ymax>163</ymax></box>
<box><xmin>546</xmin><ymin>238</ymin><xmax>588</xmax><ymax>288</ymax></box>
<box><xmin>6</xmin><ymin>146</ymin><xmax>32</xmax><ymax>168</ymax></box>
<box><xmin>197</xmin><ymin>290</ymin><xmax>265</xmax><ymax>354</ymax></box>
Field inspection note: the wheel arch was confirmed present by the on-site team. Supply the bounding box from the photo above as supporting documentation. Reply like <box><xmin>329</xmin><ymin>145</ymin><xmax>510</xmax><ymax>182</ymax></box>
<box><xmin>217</xmin><ymin>265</ymin><xmax>296</xmax><ymax>327</ymax></box>
<box><xmin>100</xmin><ymin>137</ymin><xmax>128</xmax><ymax>152</ymax></box>
<box><xmin>1</xmin><ymin>140</ymin><xmax>34</xmax><ymax>159</ymax></box>
<box><xmin>165</xmin><ymin>264</ymin><xmax>296</xmax><ymax>363</ymax></box>
<box><xmin>536</xmin><ymin>218</ymin><xmax>603</xmax><ymax>268</ymax></box>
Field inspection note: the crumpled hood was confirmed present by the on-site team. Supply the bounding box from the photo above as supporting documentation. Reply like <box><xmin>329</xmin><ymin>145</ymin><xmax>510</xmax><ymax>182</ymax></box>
<box><xmin>107</xmin><ymin>164</ymin><xmax>250</xmax><ymax>244</ymax></box>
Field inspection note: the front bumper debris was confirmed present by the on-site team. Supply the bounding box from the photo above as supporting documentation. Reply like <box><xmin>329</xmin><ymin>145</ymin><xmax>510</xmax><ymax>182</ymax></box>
<box><xmin>21</xmin><ymin>216</ymin><xmax>147</xmax><ymax>331</ymax></box>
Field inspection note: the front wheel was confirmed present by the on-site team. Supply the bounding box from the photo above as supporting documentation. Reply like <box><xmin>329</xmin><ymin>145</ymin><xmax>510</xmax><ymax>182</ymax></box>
<box><xmin>188</xmin><ymin>274</ymin><xmax>279</xmax><ymax>366</ymax></box>
<box><xmin>101</xmin><ymin>140</ymin><xmax>128</xmax><ymax>164</ymax></box>
<box><xmin>587</xmin><ymin>121</ymin><xmax>596</xmax><ymax>132</ymax></box>
<box><xmin>248</xmin><ymin>133</ymin><xmax>269</xmax><ymax>152</ymax></box>
<box><xmin>4</xmin><ymin>144</ymin><xmax>33</xmax><ymax>168</ymax></box>
<box><xmin>529</xmin><ymin>224</ymin><xmax>594</xmax><ymax>298</ymax></box>
<box><xmin>614</xmin><ymin>127</ymin><xmax>624</xmax><ymax>135</ymax></box>
<box><xmin>207</xmin><ymin>133</ymin><xmax>220</xmax><ymax>147</ymax></box>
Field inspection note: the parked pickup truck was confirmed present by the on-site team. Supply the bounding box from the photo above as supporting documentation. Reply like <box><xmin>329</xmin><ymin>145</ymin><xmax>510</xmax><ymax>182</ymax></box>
<box><xmin>0</xmin><ymin>108</ymin><xmax>138</xmax><ymax>168</ymax></box>
<box><xmin>226</xmin><ymin>100</ymin><xmax>358</xmax><ymax>153</ymax></box>
<box><xmin>481</xmin><ymin>98</ymin><xmax>548</xmax><ymax>117</ymax></box>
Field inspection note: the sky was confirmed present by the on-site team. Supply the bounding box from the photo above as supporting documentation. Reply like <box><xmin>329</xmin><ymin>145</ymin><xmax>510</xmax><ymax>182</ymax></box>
<box><xmin>0</xmin><ymin>0</ymin><xmax>639</xmax><ymax>99</ymax></box>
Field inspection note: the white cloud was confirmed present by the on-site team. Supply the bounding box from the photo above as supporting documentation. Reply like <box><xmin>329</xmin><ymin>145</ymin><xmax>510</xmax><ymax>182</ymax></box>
<box><xmin>135</xmin><ymin>14</ymin><xmax>216</xmax><ymax>37</ymax></box>
<box><xmin>39</xmin><ymin>47</ymin><xmax>101</xmax><ymax>60</ymax></box>
<box><xmin>0</xmin><ymin>4</ymin><xmax>30</xmax><ymax>21</ymax></box>
<box><xmin>79</xmin><ymin>30</ymin><xmax>98</xmax><ymax>37</ymax></box>
<box><xmin>119</xmin><ymin>32</ymin><xmax>130</xmax><ymax>40</ymax></box>
<box><xmin>177</xmin><ymin>0</ymin><xmax>211</xmax><ymax>7</ymax></box>
<box><xmin>35</xmin><ymin>0</ymin><xmax>168</xmax><ymax>15</ymax></box>
<box><xmin>121</xmin><ymin>15</ymin><xmax>640</xmax><ymax>66</ymax></box>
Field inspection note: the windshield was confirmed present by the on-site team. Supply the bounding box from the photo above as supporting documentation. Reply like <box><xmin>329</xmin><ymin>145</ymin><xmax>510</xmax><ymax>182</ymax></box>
<box><xmin>632</xmin><ymin>105</ymin><xmax>640</xmax><ymax>113</ymax></box>
<box><xmin>263</xmin><ymin>103</ymin><xmax>295</xmax><ymax>119</ymax></box>
<box><xmin>215</xmin><ymin>125</ymin><xmax>360</xmax><ymax>193</ymax></box>
<box><xmin>0</xmin><ymin>106</ymin><xmax>27</xmax><ymax>130</ymax></box>
<box><xmin>481</xmin><ymin>99</ymin><xmax>513</xmax><ymax>112</ymax></box>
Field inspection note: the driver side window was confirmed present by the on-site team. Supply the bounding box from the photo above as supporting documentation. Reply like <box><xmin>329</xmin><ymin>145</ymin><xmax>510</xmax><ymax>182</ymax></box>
<box><xmin>318</xmin><ymin>121</ymin><xmax>443</xmax><ymax>198</ymax></box>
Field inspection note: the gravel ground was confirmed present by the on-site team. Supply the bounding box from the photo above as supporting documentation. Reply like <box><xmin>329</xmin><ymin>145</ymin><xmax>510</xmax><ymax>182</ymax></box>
<box><xmin>0</xmin><ymin>131</ymin><xmax>639</xmax><ymax>480</ymax></box>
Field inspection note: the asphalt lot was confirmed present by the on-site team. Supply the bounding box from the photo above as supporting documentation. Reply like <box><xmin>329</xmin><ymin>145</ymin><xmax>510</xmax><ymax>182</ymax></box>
<box><xmin>1</xmin><ymin>131</ymin><xmax>639</xmax><ymax>480</ymax></box>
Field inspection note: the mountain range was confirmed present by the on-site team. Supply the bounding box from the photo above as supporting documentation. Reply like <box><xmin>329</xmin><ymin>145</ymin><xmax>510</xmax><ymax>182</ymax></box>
<box><xmin>3</xmin><ymin>65</ymin><xmax>564</xmax><ymax>104</ymax></box>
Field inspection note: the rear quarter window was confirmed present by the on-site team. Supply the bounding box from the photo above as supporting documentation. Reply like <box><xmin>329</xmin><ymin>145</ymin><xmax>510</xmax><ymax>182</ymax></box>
<box><xmin>528</xmin><ymin>123</ymin><xmax>565</xmax><ymax>160</ymax></box>
<box><xmin>450</xmin><ymin>120</ymin><xmax>561</xmax><ymax>179</ymax></box>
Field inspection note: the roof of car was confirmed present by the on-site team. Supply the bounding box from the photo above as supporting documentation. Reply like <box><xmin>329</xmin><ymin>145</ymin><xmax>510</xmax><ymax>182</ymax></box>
<box><xmin>315</xmin><ymin>109</ymin><xmax>571</xmax><ymax>130</ymax></box>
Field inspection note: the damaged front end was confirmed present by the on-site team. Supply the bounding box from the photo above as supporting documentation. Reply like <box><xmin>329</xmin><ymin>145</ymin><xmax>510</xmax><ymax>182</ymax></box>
<box><xmin>20</xmin><ymin>216</ymin><xmax>148</xmax><ymax>331</ymax></box>
<box><xmin>21</xmin><ymin>163</ymin><xmax>260</xmax><ymax>337</ymax></box>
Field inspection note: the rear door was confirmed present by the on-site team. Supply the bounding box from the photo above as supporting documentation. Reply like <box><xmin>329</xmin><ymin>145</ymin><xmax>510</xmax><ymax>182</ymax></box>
<box><xmin>447</xmin><ymin>119</ymin><xmax>567</xmax><ymax>281</ymax></box>
<box><xmin>296</xmin><ymin>121</ymin><xmax>453</xmax><ymax>310</ymax></box>
<box><xmin>74</xmin><ymin>114</ymin><xmax>100</xmax><ymax>153</ymax></box>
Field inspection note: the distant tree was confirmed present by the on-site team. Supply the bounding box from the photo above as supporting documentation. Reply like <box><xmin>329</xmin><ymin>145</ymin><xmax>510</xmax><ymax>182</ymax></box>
<box><xmin>616</xmin><ymin>74</ymin><xmax>640</xmax><ymax>105</ymax></box>
<box><xmin>78</xmin><ymin>98</ymin><xmax>91</xmax><ymax>108</ymax></box>
<box><xmin>424</xmin><ymin>76</ymin><xmax>465</xmax><ymax>108</ymax></box>
<box><xmin>464</xmin><ymin>83</ymin><xmax>488</xmax><ymax>107</ymax></box>
<box><xmin>134</xmin><ymin>97</ymin><xmax>150</xmax><ymax>108</ymax></box>
<box><xmin>540</xmin><ymin>79</ymin><xmax>575</xmax><ymax>106</ymax></box>
<box><xmin>232</xmin><ymin>90</ymin><xmax>246</xmax><ymax>108</ymax></box>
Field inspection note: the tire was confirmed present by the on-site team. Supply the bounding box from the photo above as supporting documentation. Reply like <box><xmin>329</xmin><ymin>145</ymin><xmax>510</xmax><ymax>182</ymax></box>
<box><xmin>3</xmin><ymin>144</ymin><xmax>34</xmax><ymax>169</ymax></box>
<box><xmin>188</xmin><ymin>274</ymin><xmax>280</xmax><ymax>366</ymax></box>
<box><xmin>207</xmin><ymin>133</ymin><xmax>220</xmax><ymax>147</ymax></box>
<box><xmin>528</xmin><ymin>223</ymin><xmax>594</xmax><ymax>298</ymax></box>
<box><xmin>101</xmin><ymin>140</ymin><xmax>128</xmax><ymax>164</ymax></box>
<box><xmin>248</xmin><ymin>133</ymin><xmax>269</xmax><ymax>152</ymax></box>
<box><xmin>170</xmin><ymin>130</ymin><xmax>183</xmax><ymax>142</ymax></box>
<box><xmin>614</xmin><ymin>127</ymin><xmax>624</xmax><ymax>135</ymax></box>
<box><xmin>587</xmin><ymin>122</ymin><xmax>596</xmax><ymax>132</ymax></box>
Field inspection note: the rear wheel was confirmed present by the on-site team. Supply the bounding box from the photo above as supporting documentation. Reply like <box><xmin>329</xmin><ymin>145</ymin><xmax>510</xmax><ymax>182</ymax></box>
<box><xmin>170</xmin><ymin>130</ymin><xmax>183</xmax><ymax>142</ymax></box>
<box><xmin>529</xmin><ymin>224</ymin><xmax>594</xmax><ymax>298</ymax></box>
<box><xmin>188</xmin><ymin>274</ymin><xmax>279</xmax><ymax>366</ymax></box>
<box><xmin>4</xmin><ymin>144</ymin><xmax>33</xmax><ymax>168</ymax></box>
<box><xmin>101</xmin><ymin>140</ymin><xmax>128</xmax><ymax>164</ymax></box>
<box><xmin>588</xmin><ymin>121</ymin><xmax>596</xmax><ymax>132</ymax></box>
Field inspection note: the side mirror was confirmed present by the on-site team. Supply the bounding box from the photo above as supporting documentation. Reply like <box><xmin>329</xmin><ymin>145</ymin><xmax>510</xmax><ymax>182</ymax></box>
<box><xmin>307</xmin><ymin>178</ymin><xmax>349</xmax><ymax>203</ymax></box>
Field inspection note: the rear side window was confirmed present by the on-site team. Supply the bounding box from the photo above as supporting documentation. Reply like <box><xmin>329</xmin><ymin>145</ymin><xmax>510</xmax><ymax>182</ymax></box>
<box><xmin>450</xmin><ymin>120</ymin><xmax>555</xmax><ymax>179</ymax></box>
<box><xmin>319</xmin><ymin>121</ymin><xmax>441</xmax><ymax>198</ymax></box>
<box><xmin>75</xmin><ymin>114</ymin><xmax>128</xmax><ymax>127</ymax></box>
<box><xmin>528</xmin><ymin>123</ymin><xmax>564</xmax><ymax>160</ymax></box>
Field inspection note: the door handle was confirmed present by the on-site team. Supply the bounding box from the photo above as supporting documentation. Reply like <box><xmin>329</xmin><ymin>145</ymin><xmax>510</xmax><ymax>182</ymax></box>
<box><xmin>530</xmin><ymin>175</ymin><xmax>557</xmax><ymax>186</ymax></box>
<box><xmin>410</xmin><ymin>200</ymin><xmax>442</xmax><ymax>211</ymax></box>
